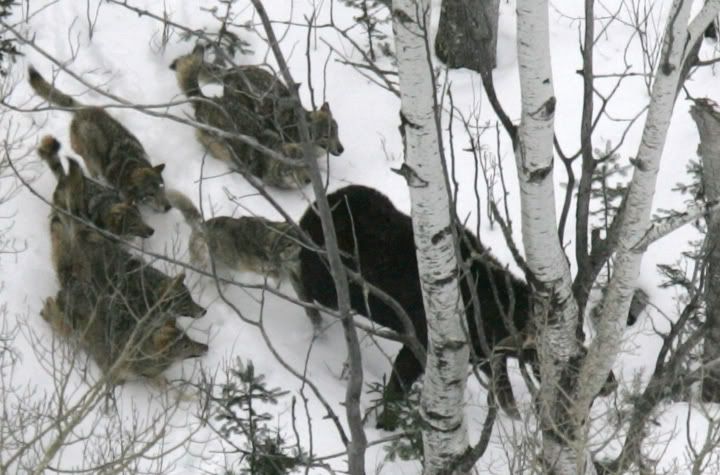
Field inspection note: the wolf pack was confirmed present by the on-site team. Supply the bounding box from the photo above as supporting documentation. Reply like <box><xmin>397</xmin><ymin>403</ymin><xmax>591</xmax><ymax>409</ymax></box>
<box><xmin>29</xmin><ymin>45</ymin><xmax>619</xmax><ymax>429</ymax></box>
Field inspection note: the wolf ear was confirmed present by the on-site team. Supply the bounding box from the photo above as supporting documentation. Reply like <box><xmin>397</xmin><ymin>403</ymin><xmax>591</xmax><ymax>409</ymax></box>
<box><xmin>171</xmin><ymin>273</ymin><xmax>186</xmax><ymax>286</ymax></box>
<box><xmin>154</xmin><ymin>163</ymin><xmax>166</xmax><ymax>173</ymax></box>
<box><xmin>161</xmin><ymin>274</ymin><xmax>185</xmax><ymax>297</ymax></box>
<box><xmin>320</xmin><ymin>102</ymin><xmax>331</xmax><ymax>113</ymax></box>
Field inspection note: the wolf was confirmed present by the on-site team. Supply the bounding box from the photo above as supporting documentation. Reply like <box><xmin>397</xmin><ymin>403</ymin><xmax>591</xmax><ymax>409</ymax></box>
<box><xmin>49</xmin><ymin>210</ymin><xmax>206</xmax><ymax>320</ymax></box>
<box><xmin>28</xmin><ymin>67</ymin><xmax>171</xmax><ymax>212</ymax></box>
<box><xmin>169</xmin><ymin>46</ymin><xmax>342</xmax><ymax>188</ymax></box>
<box><xmin>38</xmin><ymin>135</ymin><xmax>154</xmax><ymax>238</ymax></box>
<box><xmin>123</xmin><ymin>265</ymin><xmax>208</xmax><ymax>320</ymax></box>
<box><xmin>48</xmin><ymin>159</ymin><xmax>206</xmax><ymax>319</ymax></box>
<box><xmin>50</xmin><ymin>213</ymin><xmax>206</xmax><ymax>321</ymax></box>
<box><xmin>166</xmin><ymin>189</ymin><xmax>321</xmax><ymax>328</ymax></box>
<box><xmin>41</xmin><ymin>284</ymin><xmax>208</xmax><ymax>384</ymax></box>
<box><xmin>202</xmin><ymin>62</ymin><xmax>344</xmax><ymax>156</ymax></box>
<box><xmin>43</xmin><ymin>156</ymin><xmax>208</xmax><ymax>384</ymax></box>
<box><xmin>45</xmin><ymin>227</ymin><xmax>208</xmax><ymax>383</ymax></box>
<box><xmin>294</xmin><ymin>185</ymin><xmax>621</xmax><ymax>429</ymax></box>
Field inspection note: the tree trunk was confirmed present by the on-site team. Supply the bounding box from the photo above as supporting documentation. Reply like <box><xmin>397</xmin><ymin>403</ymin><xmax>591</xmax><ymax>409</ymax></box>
<box><xmin>576</xmin><ymin>0</ymin><xmax>720</xmax><ymax>467</ymax></box>
<box><xmin>582</xmin><ymin>0</ymin><xmax>720</xmax><ymax>401</ymax></box>
<box><xmin>514</xmin><ymin>0</ymin><xmax>590</xmax><ymax>472</ymax></box>
<box><xmin>690</xmin><ymin>98</ymin><xmax>720</xmax><ymax>402</ymax></box>
<box><xmin>249</xmin><ymin>2</ymin><xmax>368</xmax><ymax>473</ymax></box>
<box><xmin>392</xmin><ymin>1</ymin><xmax>470</xmax><ymax>473</ymax></box>
<box><xmin>434</xmin><ymin>0</ymin><xmax>499</xmax><ymax>73</ymax></box>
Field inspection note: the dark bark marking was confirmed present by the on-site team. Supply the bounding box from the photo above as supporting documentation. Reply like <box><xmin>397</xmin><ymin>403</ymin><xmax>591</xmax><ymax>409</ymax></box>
<box><xmin>431</xmin><ymin>225</ymin><xmax>452</xmax><ymax>245</ymax></box>
<box><xmin>391</xmin><ymin>163</ymin><xmax>429</xmax><ymax>188</ymax></box>
<box><xmin>423</xmin><ymin>410</ymin><xmax>463</xmax><ymax>430</ymax></box>
<box><xmin>433</xmin><ymin>270</ymin><xmax>459</xmax><ymax>287</ymax></box>
<box><xmin>529</xmin><ymin>96</ymin><xmax>556</xmax><ymax>121</ymax></box>
<box><xmin>527</xmin><ymin>164</ymin><xmax>553</xmax><ymax>183</ymax></box>
<box><xmin>400</xmin><ymin>110</ymin><xmax>421</xmax><ymax>130</ymax></box>
<box><xmin>543</xmin><ymin>96</ymin><xmax>556</xmax><ymax>117</ymax></box>
<box><xmin>629</xmin><ymin>157</ymin><xmax>650</xmax><ymax>171</ymax></box>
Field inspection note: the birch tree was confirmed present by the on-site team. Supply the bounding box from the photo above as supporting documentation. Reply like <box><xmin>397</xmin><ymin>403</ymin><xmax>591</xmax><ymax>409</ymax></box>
<box><xmin>391</xmin><ymin>0</ymin><xmax>470</xmax><ymax>472</ymax></box>
<box><xmin>514</xmin><ymin>0</ymin><xmax>586</xmax><ymax>471</ymax></box>
<box><xmin>511</xmin><ymin>0</ymin><xmax>720</xmax><ymax>472</ymax></box>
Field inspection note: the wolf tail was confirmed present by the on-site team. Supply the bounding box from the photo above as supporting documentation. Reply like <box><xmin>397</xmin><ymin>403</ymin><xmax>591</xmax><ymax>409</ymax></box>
<box><xmin>165</xmin><ymin>189</ymin><xmax>204</xmax><ymax>232</ymax></box>
<box><xmin>28</xmin><ymin>66</ymin><xmax>80</xmax><ymax>108</ymax></box>
<box><xmin>37</xmin><ymin>135</ymin><xmax>66</xmax><ymax>180</ymax></box>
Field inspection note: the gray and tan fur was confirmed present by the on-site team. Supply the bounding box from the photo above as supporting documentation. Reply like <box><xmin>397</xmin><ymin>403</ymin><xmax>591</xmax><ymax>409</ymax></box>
<box><xmin>44</xmin><ymin>161</ymin><xmax>207</xmax><ymax>383</ymax></box>
<box><xmin>48</xmin><ymin>159</ymin><xmax>206</xmax><ymax>319</ymax></box>
<box><xmin>38</xmin><ymin>135</ymin><xmax>154</xmax><ymax>238</ymax></box>
<box><xmin>166</xmin><ymin>188</ymin><xmax>299</xmax><ymax>277</ymax></box>
<box><xmin>169</xmin><ymin>46</ymin><xmax>343</xmax><ymax>188</ymax></box>
<box><xmin>203</xmin><ymin>62</ymin><xmax>344</xmax><ymax>157</ymax></box>
<box><xmin>49</xmin><ymin>212</ymin><xmax>206</xmax><ymax>321</ymax></box>
<box><xmin>166</xmin><ymin>189</ymin><xmax>321</xmax><ymax>329</ymax></box>
<box><xmin>42</xmin><ymin>285</ymin><xmax>207</xmax><ymax>383</ymax></box>
<box><xmin>217</xmin><ymin>66</ymin><xmax>342</xmax><ymax>156</ymax></box>
<box><xmin>28</xmin><ymin>67</ymin><xmax>171</xmax><ymax>212</ymax></box>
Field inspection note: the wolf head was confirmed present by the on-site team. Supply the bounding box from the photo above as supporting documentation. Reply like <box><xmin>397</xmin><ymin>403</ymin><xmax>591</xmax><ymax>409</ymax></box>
<box><xmin>307</xmin><ymin>102</ymin><xmax>344</xmax><ymax>156</ymax></box>
<box><xmin>105</xmin><ymin>201</ymin><xmax>154</xmax><ymax>238</ymax></box>
<box><xmin>158</xmin><ymin>273</ymin><xmax>207</xmax><ymax>318</ymax></box>
<box><xmin>151</xmin><ymin>318</ymin><xmax>209</xmax><ymax>360</ymax></box>
<box><xmin>128</xmin><ymin>164</ymin><xmax>171</xmax><ymax>212</ymax></box>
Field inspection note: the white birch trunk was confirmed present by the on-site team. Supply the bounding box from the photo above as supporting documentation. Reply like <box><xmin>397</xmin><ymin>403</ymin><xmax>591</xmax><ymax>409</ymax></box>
<box><xmin>578</xmin><ymin>0</ymin><xmax>720</xmax><ymax>415</ymax></box>
<box><xmin>392</xmin><ymin>0</ymin><xmax>469</xmax><ymax>473</ymax></box>
<box><xmin>515</xmin><ymin>0</ymin><xmax>587</xmax><ymax>472</ymax></box>
<box><xmin>514</xmin><ymin>1</ymin><xmax>720</xmax><ymax>471</ymax></box>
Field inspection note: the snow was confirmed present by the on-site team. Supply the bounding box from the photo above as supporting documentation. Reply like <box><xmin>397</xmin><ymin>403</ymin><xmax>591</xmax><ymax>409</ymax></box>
<box><xmin>1</xmin><ymin>0</ymin><xmax>719</xmax><ymax>473</ymax></box>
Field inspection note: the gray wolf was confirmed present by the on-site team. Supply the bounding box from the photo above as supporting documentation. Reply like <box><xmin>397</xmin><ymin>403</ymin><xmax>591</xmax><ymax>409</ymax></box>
<box><xmin>166</xmin><ymin>188</ymin><xmax>321</xmax><ymax>329</ymax></box>
<box><xmin>169</xmin><ymin>46</ymin><xmax>342</xmax><ymax>188</ymax></box>
<box><xmin>203</xmin><ymin>62</ymin><xmax>344</xmax><ymax>156</ymax></box>
<box><xmin>41</xmin><ymin>286</ymin><xmax>207</xmax><ymax>384</ymax></box>
<box><xmin>43</xmin><ymin>158</ymin><xmax>208</xmax><ymax>384</ymax></box>
<box><xmin>48</xmin><ymin>158</ymin><xmax>206</xmax><ymax>319</ymax></box>
<box><xmin>28</xmin><ymin>66</ymin><xmax>171</xmax><ymax>212</ymax></box>
<box><xmin>38</xmin><ymin>135</ymin><xmax>154</xmax><ymax>238</ymax></box>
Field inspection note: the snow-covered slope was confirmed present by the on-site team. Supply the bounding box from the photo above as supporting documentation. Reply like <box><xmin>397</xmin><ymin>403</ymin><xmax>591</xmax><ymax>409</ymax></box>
<box><xmin>2</xmin><ymin>0</ymin><xmax>719</xmax><ymax>473</ymax></box>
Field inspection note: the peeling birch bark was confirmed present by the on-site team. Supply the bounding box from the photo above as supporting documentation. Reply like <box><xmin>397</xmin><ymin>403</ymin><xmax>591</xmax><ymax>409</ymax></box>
<box><xmin>392</xmin><ymin>0</ymin><xmax>469</xmax><ymax>473</ymax></box>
